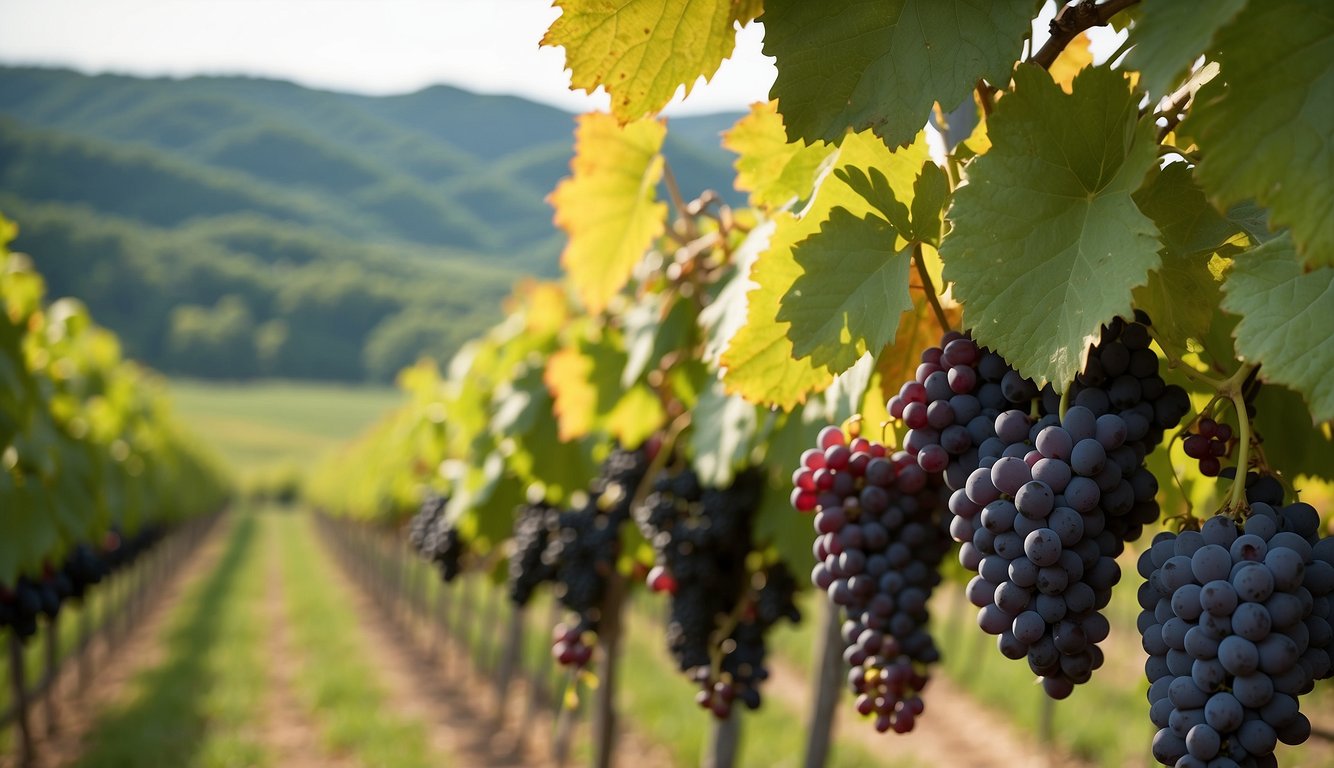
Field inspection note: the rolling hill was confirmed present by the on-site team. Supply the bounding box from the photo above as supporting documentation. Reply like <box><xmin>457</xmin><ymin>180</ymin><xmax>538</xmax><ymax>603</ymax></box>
<box><xmin>0</xmin><ymin>66</ymin><xmax>744</xmax><ymax>381</ymax></box>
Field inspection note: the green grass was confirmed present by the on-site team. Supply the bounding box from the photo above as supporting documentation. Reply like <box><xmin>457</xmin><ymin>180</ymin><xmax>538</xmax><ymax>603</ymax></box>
<box><xmin>168</xmin><ymin>378</ymin><xmax>402</xmax><ymax>481</ymax></box>
<box><xmin>71</xmin><ymin>515</ymin><xmax>270</xmax><ymax>768</ymax></box>
<box><xmin>268</xmin><ymin>509</ymin><xmax>441</xmax><ymax>768</ymax></box>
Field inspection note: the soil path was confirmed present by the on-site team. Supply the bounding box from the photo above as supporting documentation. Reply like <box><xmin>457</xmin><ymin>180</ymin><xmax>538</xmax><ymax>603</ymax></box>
<box><xmin>259</xmin><ymin>534</ymin><xmax>357</xmax><ymax>768</ymax></box>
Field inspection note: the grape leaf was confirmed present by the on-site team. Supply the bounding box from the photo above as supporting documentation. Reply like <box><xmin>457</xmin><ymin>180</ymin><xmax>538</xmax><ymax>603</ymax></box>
<box><xmin>721</xmin><ymin>131</ymin><xmax>930</xmax><ymax>408</ymax></box>
<box><xmin>724</xmin><ymin>101</ymin><xmax>837</xmax><ymax>210</ymax></box>
<box><xmin>1131</xmin><ymin>162</ymin><xmax>1240</xmax><ymax>356</ymax></box>
<box><xmin>778</xmin><ymin>209</ymin><xmax>913</xmax><ymax>372</ymax></box>
<box><xmin>1252</xmin><ymin>383</ymin><xmax>1334</xmax><ymax>483</ymax></box>
<box><xmin>543</xmin><ymin>0</ymin><xmax>760</xmax><ymax>122</ymax></box>
<box><xmin>1048</xmin><ymin>31</ymin><xmax>1094</xmax><ymax>95</ymax></box>
<box><xmin>762</xmin><ymin>0</ymin><xmax>1034</xmax><ymax>146</ymax></box>
<box><xmin>1187</xmin><ymin>0</ymin><xmax>1334</xmax><ymax>267</ymax></box>
<box><xmin>690</xmin><ymin>380</ymin><xmax>761</xmax><ymax>487</ymax></box>
<box><xmin>909</xmin><ymin>163</ymin><xmax>949</xmax><ymax>246</ymax></box>
<box><xmin>550</xmin><ymin>113</ymin><xmax>667</xmax><ymax>313</ymax></box>
<box><xmin>1124</xmin><ymin>0</ymin><xmax>1246</xmax><ymax>99</ymax></box>
<box><xmin>1220</xmin><ymin>233</ymin><xmax>1334</xmax><ymax>423</ymax></box>
<box><xmin>940</xmin><ymin>65</ymin><xmax>1161</xmax><ymax>390</ymax></box>
<box><xmin>701</xmin><ymin>221</ymin><xmax>774</xmax><ymax>365</ymax></box>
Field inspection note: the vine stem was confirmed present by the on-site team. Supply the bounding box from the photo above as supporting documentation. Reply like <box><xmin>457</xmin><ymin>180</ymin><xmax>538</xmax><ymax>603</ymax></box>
<box><xmin>1215</xmin><ymin>363</ymin><xmax>1259</xmax><ymax>518</ymax></box>
<box><xmin>912</xmin><ymin>243</ymin><xmax>952</xmax><ymax>333</ymax></box>
<box><xmin>1029</xmin><ymin>0</ymin><xmax>1141</xmax><ymax>69</ymax></box>
<box><xmin>1058</xmin><ymin>385</ymin><xmax>1073</xmax><ymax>421</ymax></box>
<box><xmin>661</xmin><ymin>160</ymin><xmax>698</xmax><ymax>242</ymax></box>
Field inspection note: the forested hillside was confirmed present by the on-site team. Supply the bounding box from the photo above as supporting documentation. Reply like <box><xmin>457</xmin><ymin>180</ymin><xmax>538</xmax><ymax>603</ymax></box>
<box><xmin>0</xmin><ymin>66</ymin><xmax>740</xmax><ymax>380</ymax></box>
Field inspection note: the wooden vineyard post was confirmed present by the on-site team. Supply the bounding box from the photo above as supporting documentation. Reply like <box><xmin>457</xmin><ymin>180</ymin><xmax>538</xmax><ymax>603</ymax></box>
<box><xmin>480</xmin><ymin>585</ymin><xmax>502</xmax><ymax>674</ymax></box>
<box><xmin>493</xmin><ymin>604</ymin><xmax>524</xmax><ymax>723</ymax></box>
<box><xmin>590</xmin><ymin>570</ymin><xmax>626</xmax><ymax>768</ymax></box>
<box><xmin>8</xmin><ymin>633</ymin><xmax>34</xmax><ymax>768</ymax></box>
<box><xmin>703</xmin><ymin>710</ymin><xmax>741</xmax><ymax>768</ymax></box>
<box><xmin>43</xmin><ymin>616</ymin><xmax>57</xmax><ymax>736</ymax></box>
<box><xmin>77</xmin><ymin>598</ymin><xmax>92</xmax><ymax>693</ymax></box>
<box><xmin>803</xmin><ymin>599</ymin><xmax>843</xmax><ymax>768</ymax></box>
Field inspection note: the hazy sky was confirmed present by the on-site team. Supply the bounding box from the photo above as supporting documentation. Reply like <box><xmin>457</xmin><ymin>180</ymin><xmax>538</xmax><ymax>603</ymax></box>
<box><xmin>0</xmin><ymin>0</ymin><xmax>777</xmax><ymax>115</ymax></box>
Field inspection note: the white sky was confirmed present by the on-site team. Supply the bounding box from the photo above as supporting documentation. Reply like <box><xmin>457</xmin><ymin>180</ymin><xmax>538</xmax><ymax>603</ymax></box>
<box><xmin>0</xmin><ymin>0</ymin><xmax>777</xmax><ymax>115</ymax></box>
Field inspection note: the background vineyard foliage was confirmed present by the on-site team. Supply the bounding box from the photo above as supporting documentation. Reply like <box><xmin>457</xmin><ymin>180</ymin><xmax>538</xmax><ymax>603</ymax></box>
<box><xmin>0</xmin><ymin>213</ymin><xmax>229</xmax><ymax>585</ymax></box>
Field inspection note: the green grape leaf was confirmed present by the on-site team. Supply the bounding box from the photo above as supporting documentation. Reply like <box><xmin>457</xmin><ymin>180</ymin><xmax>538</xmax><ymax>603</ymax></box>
<box><xmin>778</xmin><ymin>209</ymin><xmax>913</xmax><ymax>372</ymax></box>
<box><xmin>833</xmin><ymin>166</ymin><xmax>912</xmax><ymax>234</ymax></box>
<box><xmin>722</xmin><ymin>131</ymin><xmax>930</xmax><ymax>408</ymax></box>
<box><xmin>550</xmin><ymin>113</ymin><xmax>667</xmax><ymax>313</ymax></box>
<box><xmin>1131</xmin><ymin>162</ymin><xmax>1240</xmax><ymax>356</ymax></box>
<box><xmin>543</xmin><ymin>0</ymin><xmax>760</xmax><ymax>123</ymax></box>
<box><xmin>1187</xmin><ymin>0</ymin><xmax>1334</xmax><ymax>267</ymax></box>
<box><xmin>1252</xmin><ymin>383</ymin><xmax>1334</xmax><ymax>483</ymax></box>
<box><xmin>941</xmin><ymin>65</ymin><xmax>1161</xmax><ymax>390</ymax></box>
<box><xmin>910</xmin><ymin>162</ymin><xmax>950</xmax><ymax>246</ymax></box>
<box><xmin>690</xmin><ymin>380</ymin><xmax>761</xmax><ymax>488</ymax></box>
<box><xmin>724</xmin><ymin>102</ymin><xmax>837</xmax><ymax>210</ymax></box>
<box><xmin>1124</xmin><ymin>0</ymin><xmax>1246</xmax><ymax>99</ymax></box>
<box><xmin>1220</xmin><ymin>233</ymin><xmax>1334</xmax><ymax>423</ymax></box>
<box><xmin>821</xmin><ymin>352</ymin><xmax>878</xmax><ymax>427</ymax></box>
<box><xmin>763</xmin><ymin>0</ymin><xmax>1034</xmax><ymax>146</ymax></box>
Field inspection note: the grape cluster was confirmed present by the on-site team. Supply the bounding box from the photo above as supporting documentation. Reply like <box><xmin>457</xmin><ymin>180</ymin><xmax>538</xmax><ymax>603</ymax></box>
<box><xmin>700</xmin><ymin>563</ymin><xmax>801</xmax><ymax>718</ymax></box>
<box><xmin>408</xmin><ymin>496</ymin><xmax>464</xmax><ymax>582</ymax></box>
<box><xmin>1</xmin><ymin>529</ymin><xmax>151</xmax><ymax>642</ymax></box>
<box><xmin>634</xmin><ymin>465</ymin><xmax>797</xmax><ymax>717</ymax></box>
<box><xmin>544</xmin><ymin>446</ymin><xmax>652</xmax><ymax>668</ymax></box>
<box><xmin>1183</xmin><ymin>418</ymin><xmax>1234</xmax><ymax>478</ymax></box>
<box><xmin>1139</xmin><ymin>490</ymin><xmax>1333</xmax><ymax>766</ymax></box>
<box><xmin>887</xmin><ymin>331</ymin><xmax>1052</xmax><ymax>490</ymax></box>
<box><xmin>507</xmin><ymin>501</ymin><xmax>559</xmax><ymax>607</ymax></box>
<box><xmin>793</xmin><ymin>426</ymin><xmax>950</xmax><ymax>733</ymax></box>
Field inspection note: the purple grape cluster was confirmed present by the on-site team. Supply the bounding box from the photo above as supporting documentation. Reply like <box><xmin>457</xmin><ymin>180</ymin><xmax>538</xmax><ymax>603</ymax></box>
<box><xmin>633</xmin><ymin>465</ymin><xmax>800</xmax><ymax>718</ymax></box>
<box><xmin>793</xmin><ymin>427</ymin><xmax>950</xmax><ymax>733</ymax></box>
<box><xmin>1139</xmin><ymin>493</ymin><xmax>1333</xmax><ymax>766</ymax></box>
<box><xmin>949</xmin><ymin>405</ymin><xmax>1148</xmax><ymax>697</ymax></box>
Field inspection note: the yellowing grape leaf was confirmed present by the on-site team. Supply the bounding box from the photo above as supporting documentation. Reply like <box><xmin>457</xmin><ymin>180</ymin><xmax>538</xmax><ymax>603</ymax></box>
<box><xmin>1049</xmin><ymin>32</ymin><xmax>1094</xmax><ymax>95</ymax></box>
<box><xmin>1188</xmin><ymin>0</ymin><xmax>1334</xmax><ymax>267</ymax></box>
<box><xmin>721</xmin><ymin>131</ymin><xmax>930</xmax><ymax>409</ymax></box>
<box><xmin>543</xmin><ymin>0</ymin><xmax>760</xmax><ymax>122</ymax></box>
<box><xmin>723</xmin><ymin>101</ymin><xmax>836</xmax><ymax>210</ymax></box>
<box><xmin>1221</xmin><ymin>233</ymin><xmax>1334</xmax><ymax>423</ymax></box>
<box><xmin>940</xmin><ymin>65</ymin><xmax>1161</xmax><ymax>391</ymax></box>
<box><xmin>763</xmin><ymin>0</ymin><xmax>1033</xmax><ymax>146</ymax></box>
<box><xmin>550</xmin><ymin>113</ymin><xmax>667</xmax><ymax>313</ymax></box>
<box><xmin>545</xmin><ymin>345</ymin><xmax>599</xmax><ymax>441</ymax></box>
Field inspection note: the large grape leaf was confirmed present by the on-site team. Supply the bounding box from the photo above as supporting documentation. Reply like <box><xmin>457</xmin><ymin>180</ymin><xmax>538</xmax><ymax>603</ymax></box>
<box><xmin>1220</xmin><ymin>233</ymin><xmax>1334</xmax><ymax>423</ymax></box>
<box><xmin>723</xmin><ymin>101</ymin><xmax>836</xmax><ymax>210</ymax></box>
<box><xmin>690</xmin><ymin>380</ymin><xmax>761</xmax><ymax>487</ymax></box>
<box><xmin>543</xmin><ymin>0</ymin><xmax>760</xmax><ymax>122</ymax></box>
<box><xmin>762</xmin><ymin>0</ymin><xmax>1034</xmax><ymax>146</ymax></box>
<box><xmin>549</xmin><ymin>113</ymin><xmax>667</xmax><ymax>313</ymax></box>
<box><xmin>777</xmin><ymin>209</ymin><xmax>913</xmax><ymax>371</ymax></box>
<box><xmin>1188</xmin><ymin>0</ymin><xmax>1334</xmax><ymax>267</ymax></box>
<box><xmin>1124</xmin><ymin>0</ymin><xmax>1246</xmax><ymax>99</ymax></box>
<box><xmin>721</xmin><ymin>131</ymin><xmax>930</xmax><ymax>408</ymax></box>
<box><xmin>940</xmin><ymin>65</ymin><xmax>1161</xmax><ymax>390</ymax></box>
<box><xmin>1131</xmin><ymin>162</ymin><xmax>1241</xmax><ymax>356</ymax></box>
